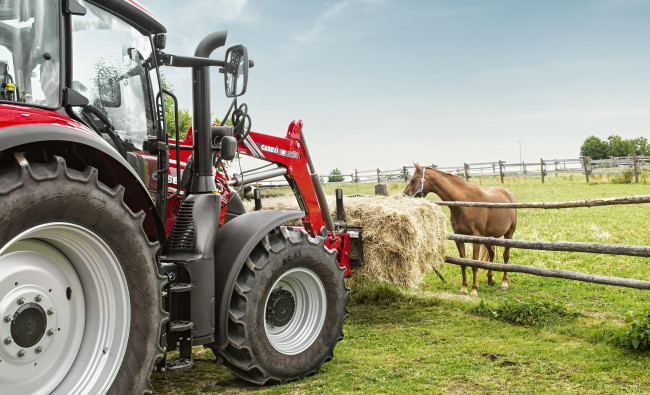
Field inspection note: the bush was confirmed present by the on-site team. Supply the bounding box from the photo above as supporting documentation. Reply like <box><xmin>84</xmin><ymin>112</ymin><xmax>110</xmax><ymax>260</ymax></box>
<box><xmin>611</xmin><ymin>169</ymin><xmax>634</xmax><ymax>184</ymax></box>
<box><xmin>473</xmin><ymin>299</ymin><xmax>575</xmax><ymax>327</ymax></box>
<box><xmin>620</xmin><ymin>309</ymin><xmax>650</xmax><ymax>351</ymax></box>
<box><xmin>328</xmin><ymin>168</ymin><xmax>344</xmax><ymax>183</ymax></box>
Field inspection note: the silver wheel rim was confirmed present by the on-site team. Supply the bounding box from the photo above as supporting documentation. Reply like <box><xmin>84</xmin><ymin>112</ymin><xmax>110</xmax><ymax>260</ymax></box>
<box><xmin>0</xmin><ymin>223</ymin><xmax>130</xmax><ymax>394</ymax></box>
<box><xmin>264</xmin><ymin>267</ymin><xmax>326</xmax><ymax>355</ymax></box>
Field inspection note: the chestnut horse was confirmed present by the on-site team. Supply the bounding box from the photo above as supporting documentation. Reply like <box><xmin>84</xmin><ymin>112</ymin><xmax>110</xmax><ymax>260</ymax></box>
<box><xmin>403</xmin><ymin>163</ymin><xmax>517</xmax><ymax>296</ymax></box>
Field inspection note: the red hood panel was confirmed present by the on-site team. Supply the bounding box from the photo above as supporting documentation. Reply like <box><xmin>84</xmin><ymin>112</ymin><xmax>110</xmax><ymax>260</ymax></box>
<box><xmin>0</xmin><ymin>104</ymin><xmax>100</xmax><ymax>140</ymax></box>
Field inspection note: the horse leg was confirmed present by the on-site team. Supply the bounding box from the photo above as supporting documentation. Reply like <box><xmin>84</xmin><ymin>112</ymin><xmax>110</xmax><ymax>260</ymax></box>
<box><xmin>456</xmin><ymin>241</ymin><xmax>468</xmax><ymax>295</ymax></box>
<box><xmin>502</xmin><ymin>230</ymin><xmax>515</xmax><ymax>290</ymax></box>
<box><xmin>470</xmin><ymin>243</ymin><xmax>480</xmax><ymax>297</ymax></box>
<box><xmin>486</xmin><ymin>245</ymin><xmax>496</xmax><ymax>286</ymax></box>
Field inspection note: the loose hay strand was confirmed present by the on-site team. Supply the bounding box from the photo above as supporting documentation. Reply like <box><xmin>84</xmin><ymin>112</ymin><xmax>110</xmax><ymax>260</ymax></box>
<box><xmin>243</xmin><ymin>195</ymin><xmax>448</xmax><ymax>288</ymax></box>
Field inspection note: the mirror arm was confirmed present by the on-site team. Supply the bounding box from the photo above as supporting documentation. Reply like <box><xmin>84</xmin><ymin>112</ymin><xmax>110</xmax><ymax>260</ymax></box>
<box><xmin>160</xmin><ymin>52</ymin><xmax>224</xmax><ymax>68</ymax></box>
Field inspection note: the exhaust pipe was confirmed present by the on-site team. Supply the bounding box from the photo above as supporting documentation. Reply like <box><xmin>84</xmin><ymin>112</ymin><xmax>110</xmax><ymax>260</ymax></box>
<box><xmin>191</xmin><ymin>30</ymin><xmax>228</xmax><ymax>193</ymax></box>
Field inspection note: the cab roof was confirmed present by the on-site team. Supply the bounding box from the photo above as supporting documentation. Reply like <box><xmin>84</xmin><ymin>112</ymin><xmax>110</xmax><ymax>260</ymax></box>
<box><xmin>88</xmin><ymin>0</ymin><xmax>166</xmax><ymax>34</ymax></box>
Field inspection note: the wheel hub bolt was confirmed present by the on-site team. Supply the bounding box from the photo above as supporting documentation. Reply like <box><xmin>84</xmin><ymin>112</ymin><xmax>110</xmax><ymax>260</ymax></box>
<box><xmin>34</xmin><ymin>295</ymin><xmax>43</xmax><ymax>302</ymax></box>
<box><xmin>3</xmin><ymin>315</ymin><xmax>11</xmax><ymax>323</ymax></box>
<box><xmin>47</xmin><ymin>308</ymin><xmax>54</xmax><ymax>316</ymax></box>
<box><xmin>35</xmin><ymin>346</ymin><xmax>43</xmax><ymax>354</ymax></box>
<box><xmin>17</xmin><ymin>297</ymin><xmax>25</xmax><ymax>305</ymax></box>
<box><xmin>3</xmin><ymin>337</ymin><xmax>12</xmax><ymax>345</ymax></box>
<box><xmin>17</xmin><ymin>349</ymin><xmax>25</xmax><ymax>358</ymax></box>
<box><xmin>47</xmin><ymin>329</ymin><xmax>55</xmax><ymax>336</ymax></box>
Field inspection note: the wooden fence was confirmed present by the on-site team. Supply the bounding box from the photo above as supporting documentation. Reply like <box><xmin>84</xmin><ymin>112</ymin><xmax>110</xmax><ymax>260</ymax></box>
<box><xmin>346</xmin><ymin>155</ymin><xmax>649</xmax><ymax>184</ymax></box>
<box><xmin>441</xmin><ymin>196</ymin><xmax>650</xmax><ymax>290</ymax></box>
<box><xmin>243</xmin><ymin>156</ymin><xmax>649</xmax><ymax>192</ymax></box>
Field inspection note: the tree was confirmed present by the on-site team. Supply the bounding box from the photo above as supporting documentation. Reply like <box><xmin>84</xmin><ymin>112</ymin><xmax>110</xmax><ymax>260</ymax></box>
<box><xmin>634</xmin><ymin>137</ymin><xmax>649</xmax><ymax>156</ymax></box>
<box><xmin>160</xmin><ymin>75</ymin><xmax>192</xmax><ymax>139</ymax></box>
<box><xmin>608</xmin><ymin>135</ymin><xmax>635</xmax><ymax>157</ymax></box>
<box><xmin>327</xmin><ymin>168</ymin><xmax>344</xmax><ymax>183</ymax></box>
<box><xmin>580</xmin><ymin>135</ymin><xmax>609</xmax><ymax>159</ymax></box>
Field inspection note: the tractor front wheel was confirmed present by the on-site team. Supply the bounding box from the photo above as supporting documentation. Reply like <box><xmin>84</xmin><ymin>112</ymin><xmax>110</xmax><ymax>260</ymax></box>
<box><xmin>0</xmin><ymin>155</ymin><xmax>165</xmax><ymax>394</ymax></box>
<box><xmin>216</xmin><ymin>226</ymin><xmax>348</xmax><ymax>384</ymax></box>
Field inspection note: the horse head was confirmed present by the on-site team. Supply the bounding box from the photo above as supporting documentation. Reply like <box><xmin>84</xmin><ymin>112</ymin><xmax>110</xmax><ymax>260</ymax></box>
<box><xmin>402</xmin><ymin>163</ymin><xmax>429</xmax><ymax>197</ymax></box>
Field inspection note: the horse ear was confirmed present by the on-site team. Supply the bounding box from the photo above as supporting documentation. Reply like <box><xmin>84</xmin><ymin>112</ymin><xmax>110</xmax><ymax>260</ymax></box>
<box><xmin>413</xmin><ymin>162</ymin><xmax>419</xmax><ymax>169</ymax></box>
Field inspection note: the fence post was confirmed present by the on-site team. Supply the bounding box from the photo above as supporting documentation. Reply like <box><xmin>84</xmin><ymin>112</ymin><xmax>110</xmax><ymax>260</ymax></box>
<box><xmin>463</xmin><ymin>163</ymin><xmax>470</xmax><ymax>181</ymax></box>
<box><xmin>498</xmin><ymin>160</ymin><xmax>504</xmax><ymax>184</ymax></box>
<box><xmin>354</xmin><ymin>169</ymin><xmax>358</xmax><ymax>183</ymax></box>
<box><xmin>582</xmin><ymin>156</ymin><xmax>590</xmax><ymax>182</ymax></box>
<box><xmin>555</xmin><ymin>160</ymin><xmax>558</xmax><ymax>177</ymax></box>
<box><xmin>403</xmin><ymin>166</ymin><xmax>408</xmax><ymax>181</ymax></box>
<box><xmin>540</xmin><ymin>158</ymin><xmax>545</xmax><ymax>184</ymax></box>
<box><xmin>376</xmin><ymin>168</ymin><xmax>381</xmax><ymax>183</ymax></box>
<box><xmin>633</xmin><ymin>154</ymin><xmax>640</xmax><ymax>183</ymax></box>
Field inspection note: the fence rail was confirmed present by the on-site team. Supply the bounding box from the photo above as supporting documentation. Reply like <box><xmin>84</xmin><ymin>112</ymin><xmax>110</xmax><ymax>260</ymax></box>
<box><xmin>447</xmin><ymin>234</ymin><xmax>650</xmax><ymax>257</ymax></box>
<box><xmin>445</xmin><ymin>256</ymin><xmax>650</xmax><ymax>290</ymax></box>
<box><xmin>436</xmin><ymin>195</ymin><xmax>650</xmax><ymax>209</ymax></box>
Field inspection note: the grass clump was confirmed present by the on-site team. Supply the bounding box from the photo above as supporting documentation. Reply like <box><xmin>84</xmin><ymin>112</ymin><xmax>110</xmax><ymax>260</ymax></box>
<box><xmin>348</xmin><ymin>278</ymin><xmax>406</xmax><ymax>305</ymax></box>
<box><xmin>473</xmin><ymin>299</ymin><xmax>576</xmax><ymax>327</ymax></box>
<box><xmin>619</xmin><ymin>309</ymin><xmax>650</xmax><ymax>351</ymax></box>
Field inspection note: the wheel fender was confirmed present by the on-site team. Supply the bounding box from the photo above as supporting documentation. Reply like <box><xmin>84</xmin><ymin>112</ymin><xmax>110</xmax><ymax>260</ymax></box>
<box><xmin>0</xmin><ymin>123</ymin><xmax>166</xmax><ymax>241</ymax></box>
<box><xmin>213</xmin><ymin>209</ymin><xmax>304</xmax><ymax>348</ymax></box>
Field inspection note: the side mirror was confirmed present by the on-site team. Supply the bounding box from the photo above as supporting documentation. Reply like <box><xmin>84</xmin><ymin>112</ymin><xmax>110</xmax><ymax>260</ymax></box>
<box><xmin>223</xmin><ymin>45</ymin><xmax>248</xmax><ymax>97</ymax></box>
<box><xmin>95</xmin><ymin>65</ymin><xmax>121</xmax><ymax>108</ymax></box>
<box><xmin>220</xmin><ymin>136</ymin><xmax>237</xmax><ymax>160</ymax></box>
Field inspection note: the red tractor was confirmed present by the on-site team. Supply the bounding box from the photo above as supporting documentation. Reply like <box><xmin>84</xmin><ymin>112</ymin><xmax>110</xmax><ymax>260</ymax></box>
<box><xmin>0</xmin><ymin>0</ymin><xmax>357</xmax><ymax>393</ymax></box>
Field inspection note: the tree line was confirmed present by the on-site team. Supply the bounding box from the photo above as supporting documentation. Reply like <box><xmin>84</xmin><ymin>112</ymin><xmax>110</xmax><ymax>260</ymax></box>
<box><xmin>580</xmin><ymin>135</ymin><xmax>649</xmax><ymax>160</ymax></box>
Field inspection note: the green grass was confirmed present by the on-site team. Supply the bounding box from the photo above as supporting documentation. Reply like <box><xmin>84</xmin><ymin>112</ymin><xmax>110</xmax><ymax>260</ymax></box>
<box><xmin>152</xmin><ymin>175</ymin><xmax>650</xmax><ymax>394</ymax></box>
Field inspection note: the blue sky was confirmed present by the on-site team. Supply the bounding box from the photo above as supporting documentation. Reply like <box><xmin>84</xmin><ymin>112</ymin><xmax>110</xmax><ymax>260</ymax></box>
<box><xmin>141</xmin><ymin>0</ymin><xmax>650</xmax><ymax>175</ymax></box>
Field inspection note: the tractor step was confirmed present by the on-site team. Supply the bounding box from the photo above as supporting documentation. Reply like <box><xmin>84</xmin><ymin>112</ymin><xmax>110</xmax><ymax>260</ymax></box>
<box><xmin>157</xmin><ymin>260</ymin><xmax>195</xmax><ymax>374</ymax></box>
<box><xmin>170</xmin><ymin>282</ymin><xmax>192</xmax><ymax>292</ymax></box>
<box><xmin>170</xmin><ymin>320</ymin><xmax>193</xmax><ymax>332</ymax></box>
<box><xmin>165</xmin><ymin>358</ymin><xmax>194</xmax><ymax>372</ymax></box>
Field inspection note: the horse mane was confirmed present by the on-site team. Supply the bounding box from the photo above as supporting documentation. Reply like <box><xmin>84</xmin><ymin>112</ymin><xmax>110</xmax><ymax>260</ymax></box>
<box><xmin>421</xmin><ymin>166</ymin><xmax>467</xmax><ymax>183</ymax></box>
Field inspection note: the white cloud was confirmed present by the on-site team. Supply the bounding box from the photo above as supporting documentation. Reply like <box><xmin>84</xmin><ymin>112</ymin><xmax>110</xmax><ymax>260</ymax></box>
<box><xmin>484</xmin><ymin>108</ymin><xmax>650</xmax><ymax>122</ymax></box>
<box><xmin>599</xmin><ymin>0</ymin><xmax>650</xmax><ymax>10</ymax></box>
<box><xmin>293</xmin><ymin>0</ymin><xmax>354</xmax><ymax>45</ymax></box>
<box><xmin>478</xmin><ymin>59</ymin><xmax>637</xmax><ymax>80</ymax></box>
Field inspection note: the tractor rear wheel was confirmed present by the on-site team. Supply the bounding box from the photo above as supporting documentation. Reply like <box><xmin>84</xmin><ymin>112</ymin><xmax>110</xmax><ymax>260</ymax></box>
<box><xmin>0</xmin><ymin>155</ymin><xmax>165</xmax><ymax>394</ymax></box>
<box><xmin>216</xmin><ymin>227</ymin><xmax>348</xmax><ymax>384</ymax></box>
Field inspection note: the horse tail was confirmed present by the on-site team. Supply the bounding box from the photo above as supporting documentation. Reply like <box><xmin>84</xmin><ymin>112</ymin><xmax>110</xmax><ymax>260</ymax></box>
<box><xmin>479</xmin><ymin>245</ymin><xmax>498</xmax><ymax>262</ymax></box>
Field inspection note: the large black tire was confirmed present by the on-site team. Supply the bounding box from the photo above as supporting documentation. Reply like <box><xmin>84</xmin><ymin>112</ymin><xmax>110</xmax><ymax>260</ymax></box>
<box><xmin>215</xmin><ymin>226</ymin><xmax>348</xmax><ymax>384</ymax></box>
<box><xmin>0</xmin><ymin>155</ymin><xmax>166</xmax><ymax>394</ymax></box>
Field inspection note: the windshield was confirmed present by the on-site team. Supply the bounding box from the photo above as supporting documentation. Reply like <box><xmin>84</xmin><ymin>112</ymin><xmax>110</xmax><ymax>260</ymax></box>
<box><xmin>0</xmin><ymin>0</ymin><xmax>60</xmax><ymax>107</ymax></box>
<box><xmin>72</xmin><ymin>0</ymin><xmax>159</xmax><ymax>151</ymax></box>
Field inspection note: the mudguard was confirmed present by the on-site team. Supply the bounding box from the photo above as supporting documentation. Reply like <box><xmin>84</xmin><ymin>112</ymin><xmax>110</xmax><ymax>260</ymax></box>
<box><xmin>213</xmin><ymin>209</ymin><xmax>304</xmax><ymax>348</ymax></box>
<box><xmin>0</xmin><ymin>123</ymin><xmax>166</xmax><ymax>241</ymax></box>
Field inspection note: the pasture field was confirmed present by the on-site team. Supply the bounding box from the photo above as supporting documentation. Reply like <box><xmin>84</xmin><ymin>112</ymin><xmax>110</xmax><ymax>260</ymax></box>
<box><xmin>152</xmin><ymin>175</ymin><xmax>650</xmax><ymax>394</ymax></box>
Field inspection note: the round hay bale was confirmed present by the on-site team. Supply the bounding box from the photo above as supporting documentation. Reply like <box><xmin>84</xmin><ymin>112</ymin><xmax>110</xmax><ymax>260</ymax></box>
<box><xmin>243</xmin><ymin>195</ymin><xmax>448</xmax><ymax>288</ymax></box>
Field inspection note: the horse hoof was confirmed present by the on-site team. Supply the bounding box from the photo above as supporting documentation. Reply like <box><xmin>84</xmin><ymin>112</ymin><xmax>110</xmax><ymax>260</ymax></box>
<box><xmin>459</xmin><ymin>289</ymin><xmax>468</xmax><ymax>296</ymax></box>
<box><xmin>470</xmin><ymin>290</ymin><xmax>478</xmax><ymax>297</ymax></box>
<box><xmin>501</xmin><ymin>283</ymin><xmax>509</xmax><ymax>291</ymax></box>
<box><xmin>488</xmin><ymin>279</ymin><xmax>496</xmax><ymax>286</ymax></box>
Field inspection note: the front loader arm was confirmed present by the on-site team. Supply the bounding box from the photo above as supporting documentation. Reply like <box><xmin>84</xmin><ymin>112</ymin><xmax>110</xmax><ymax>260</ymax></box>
<box><xmin>235</xmin><ymin>120</ymin><xmax>328</xmax><ymax>237</ymax></box>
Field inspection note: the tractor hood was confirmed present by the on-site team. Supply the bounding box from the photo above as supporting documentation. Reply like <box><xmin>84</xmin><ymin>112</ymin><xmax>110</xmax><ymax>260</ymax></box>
<box><xmin>0</xmin><ymin>104</ymin><xmax>100</xmax><ymax>138</ymax></box>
